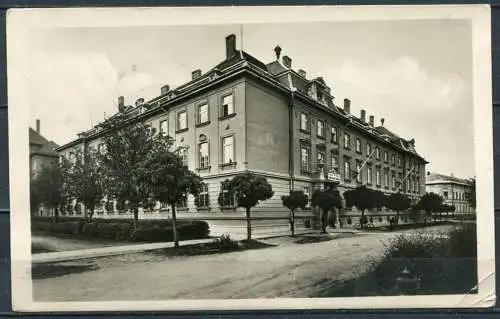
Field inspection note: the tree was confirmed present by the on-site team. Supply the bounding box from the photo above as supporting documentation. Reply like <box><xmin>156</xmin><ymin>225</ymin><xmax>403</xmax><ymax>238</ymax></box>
<box><xmin>312</xmin><ymin>188</ymin><xmax>343</xmax><ymax>233</ymax></box>
<box><xmin>99</xmin><ymin>117</ymin><xmax>172</xmax><ymax>228</ymax></box>
<box><xmin>281</xmin><ymin>190</ymin><xmax>308</xmax><ymax>236</ymax></box>
<box><xmin>343</xmin><ymin>185</ymin><xmax>377</xmax><ymax>228</ymax></box>
<box><xmin>386</xmin><ymin>192</ymin><xmax>411</xmax><ymax>224</ymax></box>
<box><xmin>415</xmin><ymin>192</ymin><xmax>443</xmax><ymax>224</ymax></box>
<box><xmin>227</xmin><ymin>173</ymin><xmax>274</xmax><ymax>240</ymax></box>
<box><xmin>67</xmin><ymin>148</ymin><xmax>106</xmax><ymax>221</ymax></box>
<box><xmin>141</xmin><ymin>146</ymin><xmax>203</xmax><ymax>247</ymax></box>
<box><xmin>30</xmin><ymin>159</ymin><xmax>71</xmax><ymax>222</ymax></box>
<box><xmin>373</xmin><ymin>191</ymin><xmax>387</xmax><ymax>212</ymax></box>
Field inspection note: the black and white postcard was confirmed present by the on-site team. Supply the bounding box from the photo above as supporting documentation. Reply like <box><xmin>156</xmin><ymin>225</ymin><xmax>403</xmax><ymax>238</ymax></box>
<box><xmin>7</xmin><ymin>5</ymin><xmax>495</xmax><ymax>311</ymax></box>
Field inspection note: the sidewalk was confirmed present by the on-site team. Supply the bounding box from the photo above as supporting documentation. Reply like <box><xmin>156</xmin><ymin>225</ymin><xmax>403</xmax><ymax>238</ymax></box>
<box><xmin>32</xmin><ymin>238</ymin><xmax>214</xmax><ymax>264</ymax></box>
<box><xmin>31</xmin><ymin>231</ymin><xmax>318</xmax><ymax>264</ymax></box>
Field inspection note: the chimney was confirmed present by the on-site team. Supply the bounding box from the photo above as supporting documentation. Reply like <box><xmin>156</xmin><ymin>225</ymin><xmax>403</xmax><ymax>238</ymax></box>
<box><xmin>343</xmin><ymin>98</ymin><xmax>351</xmax><ymax>114</ymax></box>
<box><xmin>225</xmin><ymin>34</ymin><xmax>237</xmax><ymax>59</ymax></box>
<box><xmin>118</xmin><ymin>96</ymin><xmax>125</xmax><ymax>113</ymax></box>
<box><xmin>360</xmin><ymin>110</ymin><xmax>366</xmax><ymax>123</ymax></box>
<box><xmin>161</xmin><ymin>85</ymin><xmax>170</xmax><ymax>95</ymax></box>
<box><xmin>36</xmin><ymin>119</ymin><xmax>40</xmax><ymax>133</ymax></box>
<box><xmin>135</xmin><ymin>98</ymin><xmax>145</xmax><ymax>107</ymax></box>
<box><xmin>298</xmin><ymin>69</ymin><xmax>307</xmax><ymax>78</ymax></box>
<box><xmin>191</xmin><ymin>69</ymin><xmax>202</xmax><ymax>80</ymax></box>
<box><xmin>381</xmin><ymin>118</ymin><xmax>385</xmax><ymax>126</ymax></box>
<box><xmin>274</xmin><ymin>45</ymin><xmax>282</xmax><ymax>60</ymax></box>
<box><xmin>369</xmin><ymin>115</ymin><xmax>374</xmax><ymax>127</ymax></box>
<box><xmin>282</xmin><ymin>55</ymin><xmax>292</xmax><ymax>68</ymax></box>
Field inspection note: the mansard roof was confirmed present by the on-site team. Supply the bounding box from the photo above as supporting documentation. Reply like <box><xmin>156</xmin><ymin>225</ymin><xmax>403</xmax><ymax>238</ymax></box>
<box><xmin>59</xmin><ymin>35</ymin><xmax>428</xmax><ymax>164</ymax></box>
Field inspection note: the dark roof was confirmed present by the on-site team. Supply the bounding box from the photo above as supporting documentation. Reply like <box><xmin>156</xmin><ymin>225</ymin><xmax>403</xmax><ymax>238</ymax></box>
<box><xmin>29</xmin><ymin>128</ymin><xmax>49</xmax><ymax>145</ymax></box>
<box><xmin>265</xmin><ymin>60</ymin><xmax>288</xmax><ymax>75</ymax></box>
<box><xmin>375</xmin><ymin>126</ymin><xmax>401</xmax><ymax>141</ymax></box>
<box><xmin>29</xmin><ymin>127</ymin><xmax>59</xmax><ymax>157</ymax></box>
<box><xmin>66</xmin><ymin>38</ymin><xmax>427</xmax><ymax>164</ymax></box>
<box><xmin>426</xmin><ymin>173</ymin><xmax>472</xmax><ymax>186</ymax></box>
<box><xmin>213</xmin><ymin>51</ymin><xmax>268</xmax><ymax>72</ymax></box>
<box><xmin>35</xmin><ymin>141</ymin><xmax>59</xmax><ymax>157</ymax></box>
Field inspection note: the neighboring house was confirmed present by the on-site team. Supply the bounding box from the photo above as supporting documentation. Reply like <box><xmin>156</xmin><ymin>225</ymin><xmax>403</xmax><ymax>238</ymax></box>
<box><xmin>30</xmin><ymin>119</ymin><xmax>59</xmax><ymax>177</ymax></box>
<box><xmin>425</xmin><ymin>172</ymin><xmax>475</xmax><ymax>215</ymax></box>
<box><xmin>30</xmin><ymin>119</ymin><xmax>60</xmax><ymax>217</ymax></box>
<box><xmin>57</xmin><ymin>33</ymin><xmax>428</xmax><ymax>220</ymax></box>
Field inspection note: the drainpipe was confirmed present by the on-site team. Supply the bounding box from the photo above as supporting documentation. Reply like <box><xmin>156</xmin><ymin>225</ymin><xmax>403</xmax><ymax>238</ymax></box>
<box><xmin>288</xmin><ymin>90</ymin><xmax>295</xmax><ymax>192</ymax></box>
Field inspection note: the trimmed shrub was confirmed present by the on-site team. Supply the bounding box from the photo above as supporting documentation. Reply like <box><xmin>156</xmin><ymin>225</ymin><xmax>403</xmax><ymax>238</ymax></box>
<box><xmin>30</xmin><ymin>217</ymin><xmax>210</xmax><ymax>243</ymax></box>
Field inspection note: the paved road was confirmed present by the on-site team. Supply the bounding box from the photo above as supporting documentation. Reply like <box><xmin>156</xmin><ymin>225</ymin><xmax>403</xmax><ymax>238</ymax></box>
<box><xmin>33</xmin><ymin>225</ymin><xmax>453</xmax><ymax>302</ymax></box>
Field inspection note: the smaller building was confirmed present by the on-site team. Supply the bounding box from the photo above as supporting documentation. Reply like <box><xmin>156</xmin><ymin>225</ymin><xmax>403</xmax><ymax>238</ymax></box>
<box><xmin>30</xmin><ymin>119</ymin><xmax>60</xmax><ymax>178</ymax></box>
<box><xmin>425</xmin><ymin>172</ymin><xmax>475</xmax><ymax>215</ymax></box>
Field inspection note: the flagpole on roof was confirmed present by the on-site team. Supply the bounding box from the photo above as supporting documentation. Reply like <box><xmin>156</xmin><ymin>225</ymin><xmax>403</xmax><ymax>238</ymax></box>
<box><xmin>240</xmin><ymin>25</ymin><xmax>244</xmax><ymax>59</ymax></box>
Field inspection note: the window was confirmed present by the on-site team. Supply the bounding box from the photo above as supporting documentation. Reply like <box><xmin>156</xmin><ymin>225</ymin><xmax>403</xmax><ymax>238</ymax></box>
<box><xmin>177</xmin><ymin>197</ymin><xmax>187</xmax><ymax>209</ymax></box>
<box><xmin>366</xmin><ymin>143</ymin><xmax>372</xmax><ymax>156</ymax></box>
<box><xmin>355</xmin><ymin>138</ymin><xmax>362</xmax><ymax>153</ymax></box>
<box><xmin>222</xmin><ymin>136</ymin><xmax>234</xmax><ymax>164</ymax></box>
<box><xmin>199</xmin><ymin>142</ymin><xmax>209</xmax><ymax>169</ymax></box>
<box><xmin>398</xmin><ymin>156</ymin><xmax>402</xmax><ymax>167</ymax></box>
<box><xmin>344</xmin><ymin>160</ymin><xmax>351</xmax><ymax>181</ymax></box>
<box><xmin>221</xmin><ymin>94</ymin><xmax>234</xmax><ymax>117</ymax></box>
<box><xmin>375</xmin><ymin>147</ymin><xmax>380</xmax><ymax>160</ymax></box>
<box><xmin>300</xmin><ymin>113</ymin><xmax>309</xmax><ymax>132</ymax></box>
<box><xmin>384</xmin><ymin>151</ymin><xmax>388</xmax><ymax>163</ymax></box>
<box><xmin>178</xmin><ymin>147</ymin><xmax>188</xmax><ymax>167</ymax></box>
<box><xmin>177</xmin><ymin>111</ymin><xmax>187</xmax><ymax>131</ymax></box>
<box><xmin>331</xmin><ymin>126</ymin><xmax>338</xmax><ymax>143</ymax></box>
<box><xmin>376</xmin><ymin>170</ymin><xmax>381</xmax><ymax>186</ymax></box>
<box><xmin>220</xmin><ymin>181</ymin><xmax>234</xmax><ymax>207</ymax></box>
<box><xmin>391</xmin><ymin>154</ymin><xmax>396</xmax><ymax>165</ymax></box>
<box><xmin>160</xmin><ymin>119</ymin><xmax>169</xmax><ymax>135</ymax></box>
<box><xmin>317</xmin><ymin>120</ymin><xmax>325</xmax><ymax>137</ymax></box>
<box><xmin>198</xmin><ymin>103</ymin><xmax>209</xmax><ymax>124</ymax></box>
<box><xmin>303</xmin><ymin>187</ymin><xmax>311</xmax><ymax>208</ymax></box>
<box><xmin>301</xmin><ymin>147</ymin><xmax>310</xmax><ymax>172</ymax></box>
<box><xmin>384</xmin><ymin>172</ymin><xmax>389</xmax><ymax>187</ymax></box>
<box><xmin>356</xmin><ymin>163</ymin><xmax>362</xmax><ymax>183</ymax></box>
<box><xmin>97</xmin><ymin>143</ymin><xmax>105</xmax><ymax>154</ymax></box>
<box><xmin>331</xmin><ymin>153</ymin><xmax>338</xmax><ymax>171</ymax></box>
<box><xmin>367</xmin><ymin>167</ymin><xmax>372</xmax><ymax>184</ymax></box>
<box><xmin>69</xmin><ymin>152</ymin><xmax>75</xmax><ymax>164</ymax></box>
<box><xmin>196</xmin><ymin>183</ymin><xmax>209</xmax><ymax>208</ymax></box>
<box><xmin>317</xmin><ymin>151</ymin><xmax>325</xmax><ymax>166</ymax></box>
<box><xmin>391</xmin><ymin>173</ymin><xmax>396</xmax><ymax>188</ymax></box>
<box><xmin>343</xmin><ymin>133</ymin><xmax>351</xmax><ymax>149</ymax></box>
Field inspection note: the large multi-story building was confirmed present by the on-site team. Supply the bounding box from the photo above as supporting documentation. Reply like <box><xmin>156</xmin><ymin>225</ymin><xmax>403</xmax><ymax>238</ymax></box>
<box><xmin>425</xmin><ymin>172</ymin><xmax>475</xmax><ymax>215</ymax></box>
<box><xmin>56</xmin><ymin>33</ymin><xmax>428</xmax><ymax>220</ymax></box>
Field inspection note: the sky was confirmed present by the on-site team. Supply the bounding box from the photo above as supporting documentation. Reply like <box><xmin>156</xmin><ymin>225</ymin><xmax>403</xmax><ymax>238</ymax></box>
<box><xmin>28</xmin><ymin>20</ymin><xmax>474</xmax><ymax>178</ymax></box>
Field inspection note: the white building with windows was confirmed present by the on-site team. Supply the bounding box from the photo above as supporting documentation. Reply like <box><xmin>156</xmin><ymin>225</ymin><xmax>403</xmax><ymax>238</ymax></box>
<box><xmin>425</xmin><ymin>172</ymin><xmax>475</xmax><ymax>215</ymax></box>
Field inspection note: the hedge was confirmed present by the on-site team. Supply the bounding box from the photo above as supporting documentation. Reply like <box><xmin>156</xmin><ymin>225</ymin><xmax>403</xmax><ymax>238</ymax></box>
<box><xmin>31</xmin><ymin>217</ymin><xmax>210</xmax><ymax>243</ymax></box>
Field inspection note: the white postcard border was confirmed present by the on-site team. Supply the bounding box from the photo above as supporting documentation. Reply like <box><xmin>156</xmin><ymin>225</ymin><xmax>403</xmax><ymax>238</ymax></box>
<box><xmin>7</xmin><ymin>4</ymin><xmax>495</xmax><ymax>311</ymax></box>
